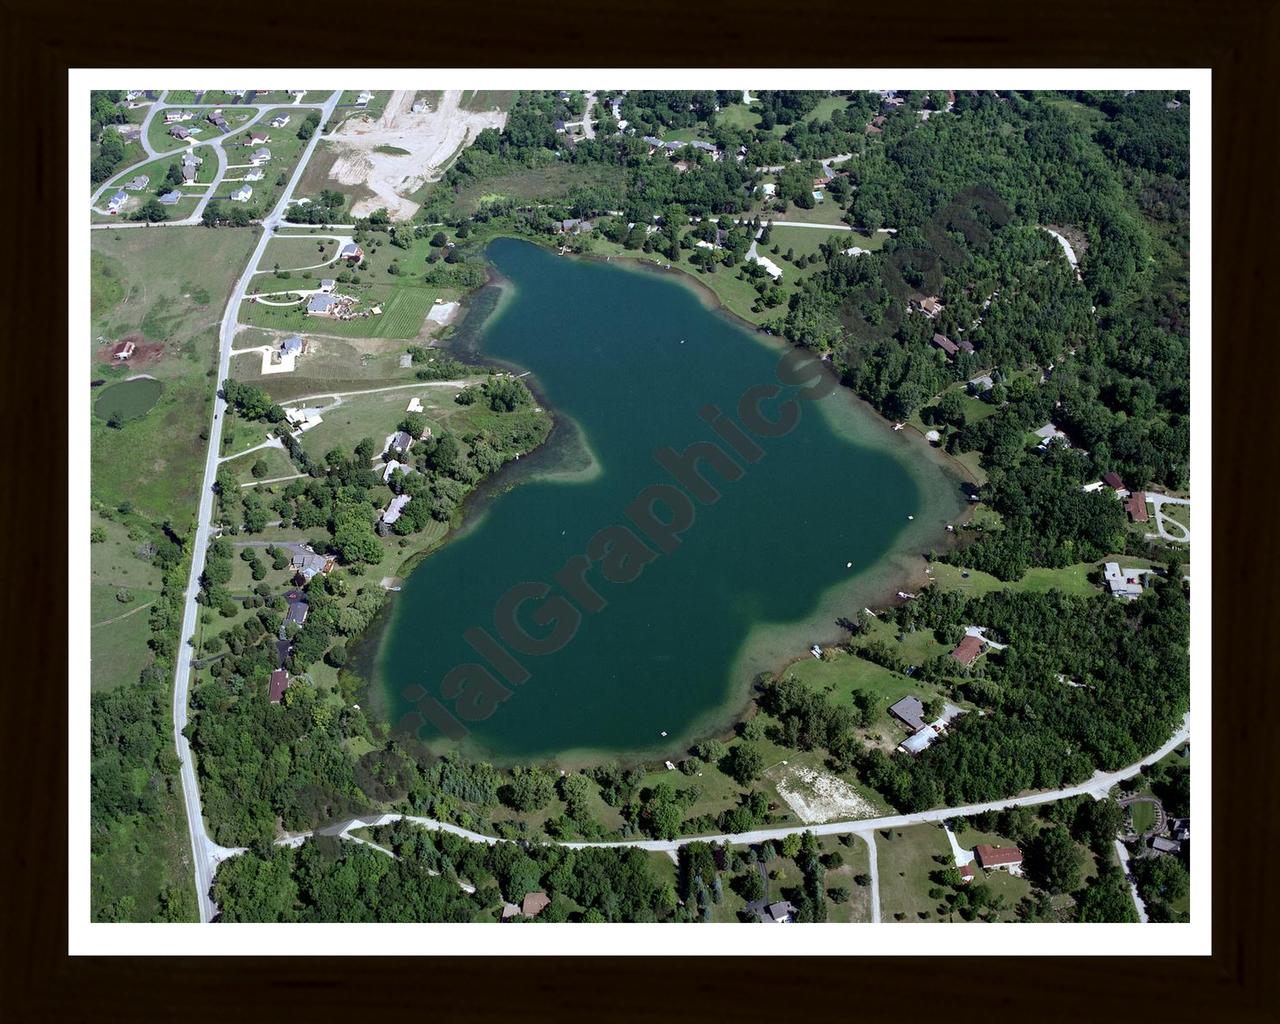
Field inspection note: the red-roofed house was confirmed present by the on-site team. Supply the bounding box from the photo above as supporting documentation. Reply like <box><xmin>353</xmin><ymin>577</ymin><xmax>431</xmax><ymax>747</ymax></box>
<box><xmin>269</xmin><ymin>669</ymin><xmax>290</xmax><ymax>703</ymax></box>
<box><xmin>950</xmin><ymin>634</ymin><xmax>984</xmax><ymax>667</ymax></box>
<box><xmin>1125</xmin><ymin>491</ymin><xmax>1149</xmax><ymax>522</ymax></box>
<box><xmin>974</xmin><ymin>844</ymin><xmax>1023</xmax><ymax>872</ymax></box>
<box><xmin>1102</xmin><ymin>471</ymin><xmax>1127</xmax><ymax>492</ymax></box>
<box><xmin>960</xmin><ymin>862</ymin><xmax>976</xmax><ymax>883</ymax></box>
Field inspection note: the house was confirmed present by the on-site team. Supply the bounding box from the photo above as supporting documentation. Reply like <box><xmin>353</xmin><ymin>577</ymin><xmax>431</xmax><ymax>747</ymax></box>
<box><xmin>290</xmin><ymin>550</ymin><xmax>333</xmax><ymax>581</ymax></box>
<box><xmin>956</xmin><ymin>337</ymin><xmax>975</xmax><ymax>354</ymax></box>
<box><xmin>107</xmin><ymin>190</ymin><xmax>127</xmax><ymax>213</ymax></box>
<box><xmin>759</xmin><ymin>182</ymin><xmax>777</xmax><ymax>197</ymax></box>
<box><xmin>553</xmin><ymin>119</ymin><xmax>567</xmax><ymax>133</ymax></box>
<box><xmin>1150</xmin><ymin>836</ymin><xmax>1182</xmax><ymax>855</ymax></box>
<box><xmin>158</xmin><ymin>190</ymin><xmax>182</xmax><ymax>205</ymax></box>
<box><xmin>319</xmin><ymin>279</ymin><xmax>335</xmax><ymax>293</ymax></box>
<box><xmin>558</xmin><ymin>218</ymin><xmax>594</xmax><ymax>235</ymax></box>
<box><xmin>164</xmin><ymin>109</ymin><xmax>193</xmax><ymax>124</ymax></box>
<box><xmin>250</xmin><ymin>147</ymin><xmax>271</xmax><ymax>165</ymax></box>
<box><xmin>520</xmin><ymin>891</ymin><xmax>551</xmax><ymax>918</ymax></box>
<box><xmin>917</xmin><ymin>296</ymin><xmax>943</xmax><ymax>318</ymax></box>
<box><xmin>842</xmin><ymin>246</ymin><xmax>870</xmax><ymax>257</ymax></box>
<box><xmin>888</xmin><ymin>695</ymin><xmax>928</xmax><ymax>732</ymax></box>
<box><xmin>1103</xmin><ymin>562</ymin><xmax>1150</xmax><ymax>600</ymax></box>
<box><xmin>181</xmin><ymin>154</ymin><xmax>201</xmax><ymax>182</ymax></box>
<box><xmin>898</xmin><ymin>726</ymin><xmax>938</xmax><ymax>755</ymax></box>
<box><xmin>269</xmin><ymin>669</ymin><xmax>290</xmax><ymax>704</ymax></box>
<box><xmin>1125</xmin><ymin>491</ymin><xmax>1149</xmax><ymax>522</ymax></box>
<box><xmin>124</xmin><ymin>175</ymin><xmax>149</xmax><ymax>191</ymax></box>
<box><xmin>284</xmin><ymin>601</ymin><xmax>309</xmax><ymax>629</ymax></box>
<box><xmin>207</xmin><ymin>112</ymin><xmax>229</xmax><ymax>130</ymax></box>
<box><xmin>1034</xmin><ymin>422</ymin><xmax>1067</xmax><ymax>448</ymax></box>
<box><xmin>280</xmin><ymin>334</ymin><xmax>305</xmax><ymax>358</ymax></box>
<box><xmin>379</xmin><ymin>494</ymin><xmax>412</xmax><ymax>534</ymax></box>
<box><xmin>231</xmin><ymin>184</ymin><xmax>253</xmax><ymax>203</ymax></box>
<box><xmin>270</xmin><ymin>114</ymin><xmax>290</xmax><ymax>128</ymax></box>
<box><xmin>356</xmin><ymin>90</ymin><xmax>374</xmax><ymax>106</ymax></box>
<box><xmin>168</xmin><ymin>125</ymin><xmax>191</xmax><ymax>140</ymax></box>
<box><xmin>763</xmin><ymin>900</ymin><xmax>797</xmax><ymax>923</ymax></box>
<box><xmin>243</xmin><ymin>170</ymin><xmax>264</xmax><ymax>182</ymax></box>
<box><xmin>249</xmin><ymin>131</ymin><xmax>269</xmax><ymax>145</ymax></box>
<box><xmin>111</xmin><ymin>340</ymin><xmax>135</xmax><ymax>360</ymax></box>
<box><xmin>389</xmin><ymin>430</ymin><xmax>414</xmax><ymax>454</ymax></box>
<box><xmin>974</xmin><ymin>844</ymin><xmax>1023</xmax><ymax>872</ymax></box>
<box><xmin>500</xmin><ymin>902</ymin><xmax>522</xmax><ymax>921</ymax></box>
<box><xmin>1102</xmin><ymin>471</ymin><xmax>1128</xmax><ymax>493</ymax></box>
<box><xmin>866</xmin><ymin>115</ymin><xmax>887</xmax><ymax>134</ymax></box>
<box><xmin>382</xmin><ymin>459</ymin><xmax>408</xmax><ymax>483</ymax></box>
<box><xmin>339</xmin><ymin>243</ymin><xmax>363</xmax><ymax>262</ymax></box>
<box><xmin>960</xmin><ymin>862</ymin><xmax>976</xmax><ymax>883</ymax></box>
<box><xmin>307</xmin><ymin>292</ymin><xmax>337</xmax><ymax>315</ymax></box>
<box><xmin>932</xmin><ymin>332</ymin><xmax>959</xmax><ymax>356</ymax></box>
<box><xmin>1169</xmin><ymin>818</ymin><xmax>1190</xmax><ymax>842</ymax></box>
<box><xmin>968</xmin><ymin>374</ymin><xmax>994</xmax><ymax>393</ymax></box>
<box><xmin>950</xmin><ymin>634</ymin><xmax>985</xmax><ymax>667</ymax></box>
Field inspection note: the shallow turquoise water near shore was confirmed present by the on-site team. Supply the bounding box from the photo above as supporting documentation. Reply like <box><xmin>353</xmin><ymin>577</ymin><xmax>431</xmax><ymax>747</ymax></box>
<box><xmin>376</xmin><ymin>237</ymin><xmax>965</xmax><ymax>760</ymax></box>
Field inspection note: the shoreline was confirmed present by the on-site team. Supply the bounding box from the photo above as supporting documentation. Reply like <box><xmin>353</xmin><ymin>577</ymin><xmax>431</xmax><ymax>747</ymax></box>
<box><xmin>363</xmin><ymin>233</ymin><xmax>976</xmax><ymax>768</ymax></box>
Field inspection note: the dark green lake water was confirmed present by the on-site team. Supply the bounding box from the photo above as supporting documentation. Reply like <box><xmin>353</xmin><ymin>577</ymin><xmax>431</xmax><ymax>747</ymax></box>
<box><xmin>377</xmin><ymin>237</ymin><xmax>965</xmax><ymax>761</ymax></box>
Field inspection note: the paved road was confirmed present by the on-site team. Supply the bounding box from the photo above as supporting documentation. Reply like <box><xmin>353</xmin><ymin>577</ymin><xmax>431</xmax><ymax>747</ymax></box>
<box><xmin>168</xmin><ymin>91</ymin><xmax>341</xmax><ymax>923</ymax></box>
<box><xmin>1114</xmin><ymin>839</ymin><xmax>1149</xmax><ymax>923</ymax></box>
<box><xmin>269</xmin><ymin>717</ymin><xmax>1189</xmax><ymax>895</ymax></box>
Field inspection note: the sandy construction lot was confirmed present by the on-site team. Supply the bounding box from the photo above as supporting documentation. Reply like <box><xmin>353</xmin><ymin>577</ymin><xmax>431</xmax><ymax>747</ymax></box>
<box><xmin>328</xmin><ymin>89</ymin><xmax>508</xmax><ymax>220</ymax></box>
<box><xmin>770</xmin><ymin>764</ymin><xmax>878</xmax><ymax>824</ymax></box>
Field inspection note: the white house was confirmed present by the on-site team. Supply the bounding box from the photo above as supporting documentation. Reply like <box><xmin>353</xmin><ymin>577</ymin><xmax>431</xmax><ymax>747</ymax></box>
<box><xmin>107</xmin><ymin>190</ymin><xmax>128</xmax><ymax>213</ymax></box>
<box><xmin>270</xmin><ymin>114</ymin><xmax>291</xmax><ymax>128</ymax></box>
<box><xmin>250</xmin><ymin>147</ymin><xmax>271</xmax><ymax>165</ymax></box>
<box><xmin>356</xmin><ymin>90</ymin><xmax>374</xmax><ymax>106</ymax></box>
<box><xmin>230</xmin><ymin>185</ymin><xmax>253</xmax><ymax>203</ymax></box>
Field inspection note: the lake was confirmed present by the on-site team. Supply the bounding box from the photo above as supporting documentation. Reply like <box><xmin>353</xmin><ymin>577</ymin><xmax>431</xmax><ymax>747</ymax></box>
<box><xmin>375</xmin><ymin>237</ymin><xmax>967</xmax><ymax>761</ymax></box>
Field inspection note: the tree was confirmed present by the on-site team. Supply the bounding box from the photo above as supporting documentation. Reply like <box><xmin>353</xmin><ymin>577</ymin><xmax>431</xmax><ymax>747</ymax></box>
<box><xmin>721</xmin><ymin>744</ymin><xmax>764</xmax><ymax>785</ymax></box>
<box><xmin>251</xmin><ymin>459</ymin><xmax>269</xmax><ymax>478</ymax></box>
<box><xmin>1027</xmin><ymin>825</ymin><xmax>1083</xmax><ymax>894</ymax></box>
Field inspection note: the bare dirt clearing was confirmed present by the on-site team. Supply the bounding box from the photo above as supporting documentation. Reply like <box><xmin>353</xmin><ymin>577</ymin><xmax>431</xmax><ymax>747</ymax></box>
<box><xmin>769</xmin><ymin>764</ymin><xmax>878</xmax><ymax>824</ymax></box>
<box><xmin>328</xmin><ymin>89</ymin><xmax>507</xmax><ymax>220</ymax></box>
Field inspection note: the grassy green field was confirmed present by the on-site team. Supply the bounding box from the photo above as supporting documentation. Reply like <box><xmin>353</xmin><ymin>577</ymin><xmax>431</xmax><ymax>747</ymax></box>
<box><xmin>291</xmin><ymin>383</ymin><xmax>479</xmax><ymax>463</ymax></box>
<box><xmin>447</xmin><ymin>163</ymin><xmax>627</xmax><ymax>217</ymax></box>
<box><xmin>90</xmin><ymin>509</ymin><xmax>166</xmax><ymax>692</ymax></box>
<box><xmin>876</xmin><ymin>824</ymin><xmax>954</xmax><ymax>922</ymax></box>
<box><xmin>223</xmin><ymin>443</ymin><xmax>298</xmax><ymax>485</ymax></box>
<box><xmin>927</xmin><ymin>559</ymin><xmax>1105</xmax><ymax>599</ymax></box>
<box><xmin>716</xmin><ymin>103</ymin><xmax>761</xmax><ymax>131</ymax></box>
<box><xmin>240</xmin><ymin>284</ymin><xmax>444</xmax><ymax>339</ymax></box>
<box><xmin>98</xmin><ymin>148</ymin><xmax>217</xmax><ymax>199</ymax></box>
<box><xmin>91</xmin><ymin>227</ymin><xmax>259</xmax><ymax>524</ymax></box>
<box><xmin>94</xmin><ymin>378</ymin><xmax>162</xmax><ymax>421</ymax></box>
<box><xmin>259</xmin><ymin>235</ymin><xmax>339</xmax><ymax>272</ymax></box>
<box><xmin>459</xmin><ymin>90</ymin><xmax>517</xmax><ymax>112</ymax></box>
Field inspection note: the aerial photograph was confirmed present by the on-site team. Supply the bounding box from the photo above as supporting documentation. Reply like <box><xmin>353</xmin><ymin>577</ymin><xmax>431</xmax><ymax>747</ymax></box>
<box><xmin>84</xmin><ymin>80</ymin><xmax>1195</xmax><ymax>933</ymax></box>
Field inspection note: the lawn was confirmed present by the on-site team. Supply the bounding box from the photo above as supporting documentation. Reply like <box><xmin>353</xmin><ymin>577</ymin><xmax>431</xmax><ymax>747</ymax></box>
<box><xmin>91</xmin><ymin>226</ymin><xmax>259</xmax><ymax>525</ymax></box>
<box><xmin>98</xmin><ymin>148</ymin><xmax>217</xmax><ymax>198</ymax></box>
<box><xmin>259</xmin><ymin>235</ymin><xmax>340</xmax><ymax>273</ymax></box>
<box><xmin>230</xmin><ymin>333</ymin><xmax>427</xmax><ymax>403</ymax></box>
<box><xmin>213</xmin><ymin>111</ymin><xmax>310</xmax><ymax>214</ymax></box>
<box><xmin>291</xmin><ymin>384</ymin><xmax>477</xmax><ymax>463</ymax></box>
<box><xmin>765</xmin><ymin>225</ymin><xmax>850</xmax><ymax>260</ymax></box>
<box><xmin>223</xmin><ymin>443</ymin><xmax>298</xmax><ymax>485</ymax></box>
<box><xmin>1129</xmin><ymin>801</ymin><xmax>1157</xmax><ymax>833</ymax></box>
<box><xmin>149</xmin><ymin>107</ymin><xmax>257</xmax><ymax>153</ymax></box>
<box><xmin>240</xmin><ymin>284</ymin><xmax>445</xmax><ymax>340</ymax></box>
<box><xmin>784</xmin><ymin>647</ymin><xmax>943</xmax><ymax>738</ymax></box>
<box><xmin>875</xmin><ymin>823</ymin><xmax>954</xmax><ymax>922</ymax></box>
<box><xmin>927</xmin><ymin>559</ymin><xmax>1107</xmax><ymax>599</ymax></box>
<box><xmin>716</xmin><ymin>103</ymin><xmax>761</xmax><ymax>131</ymax></box>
